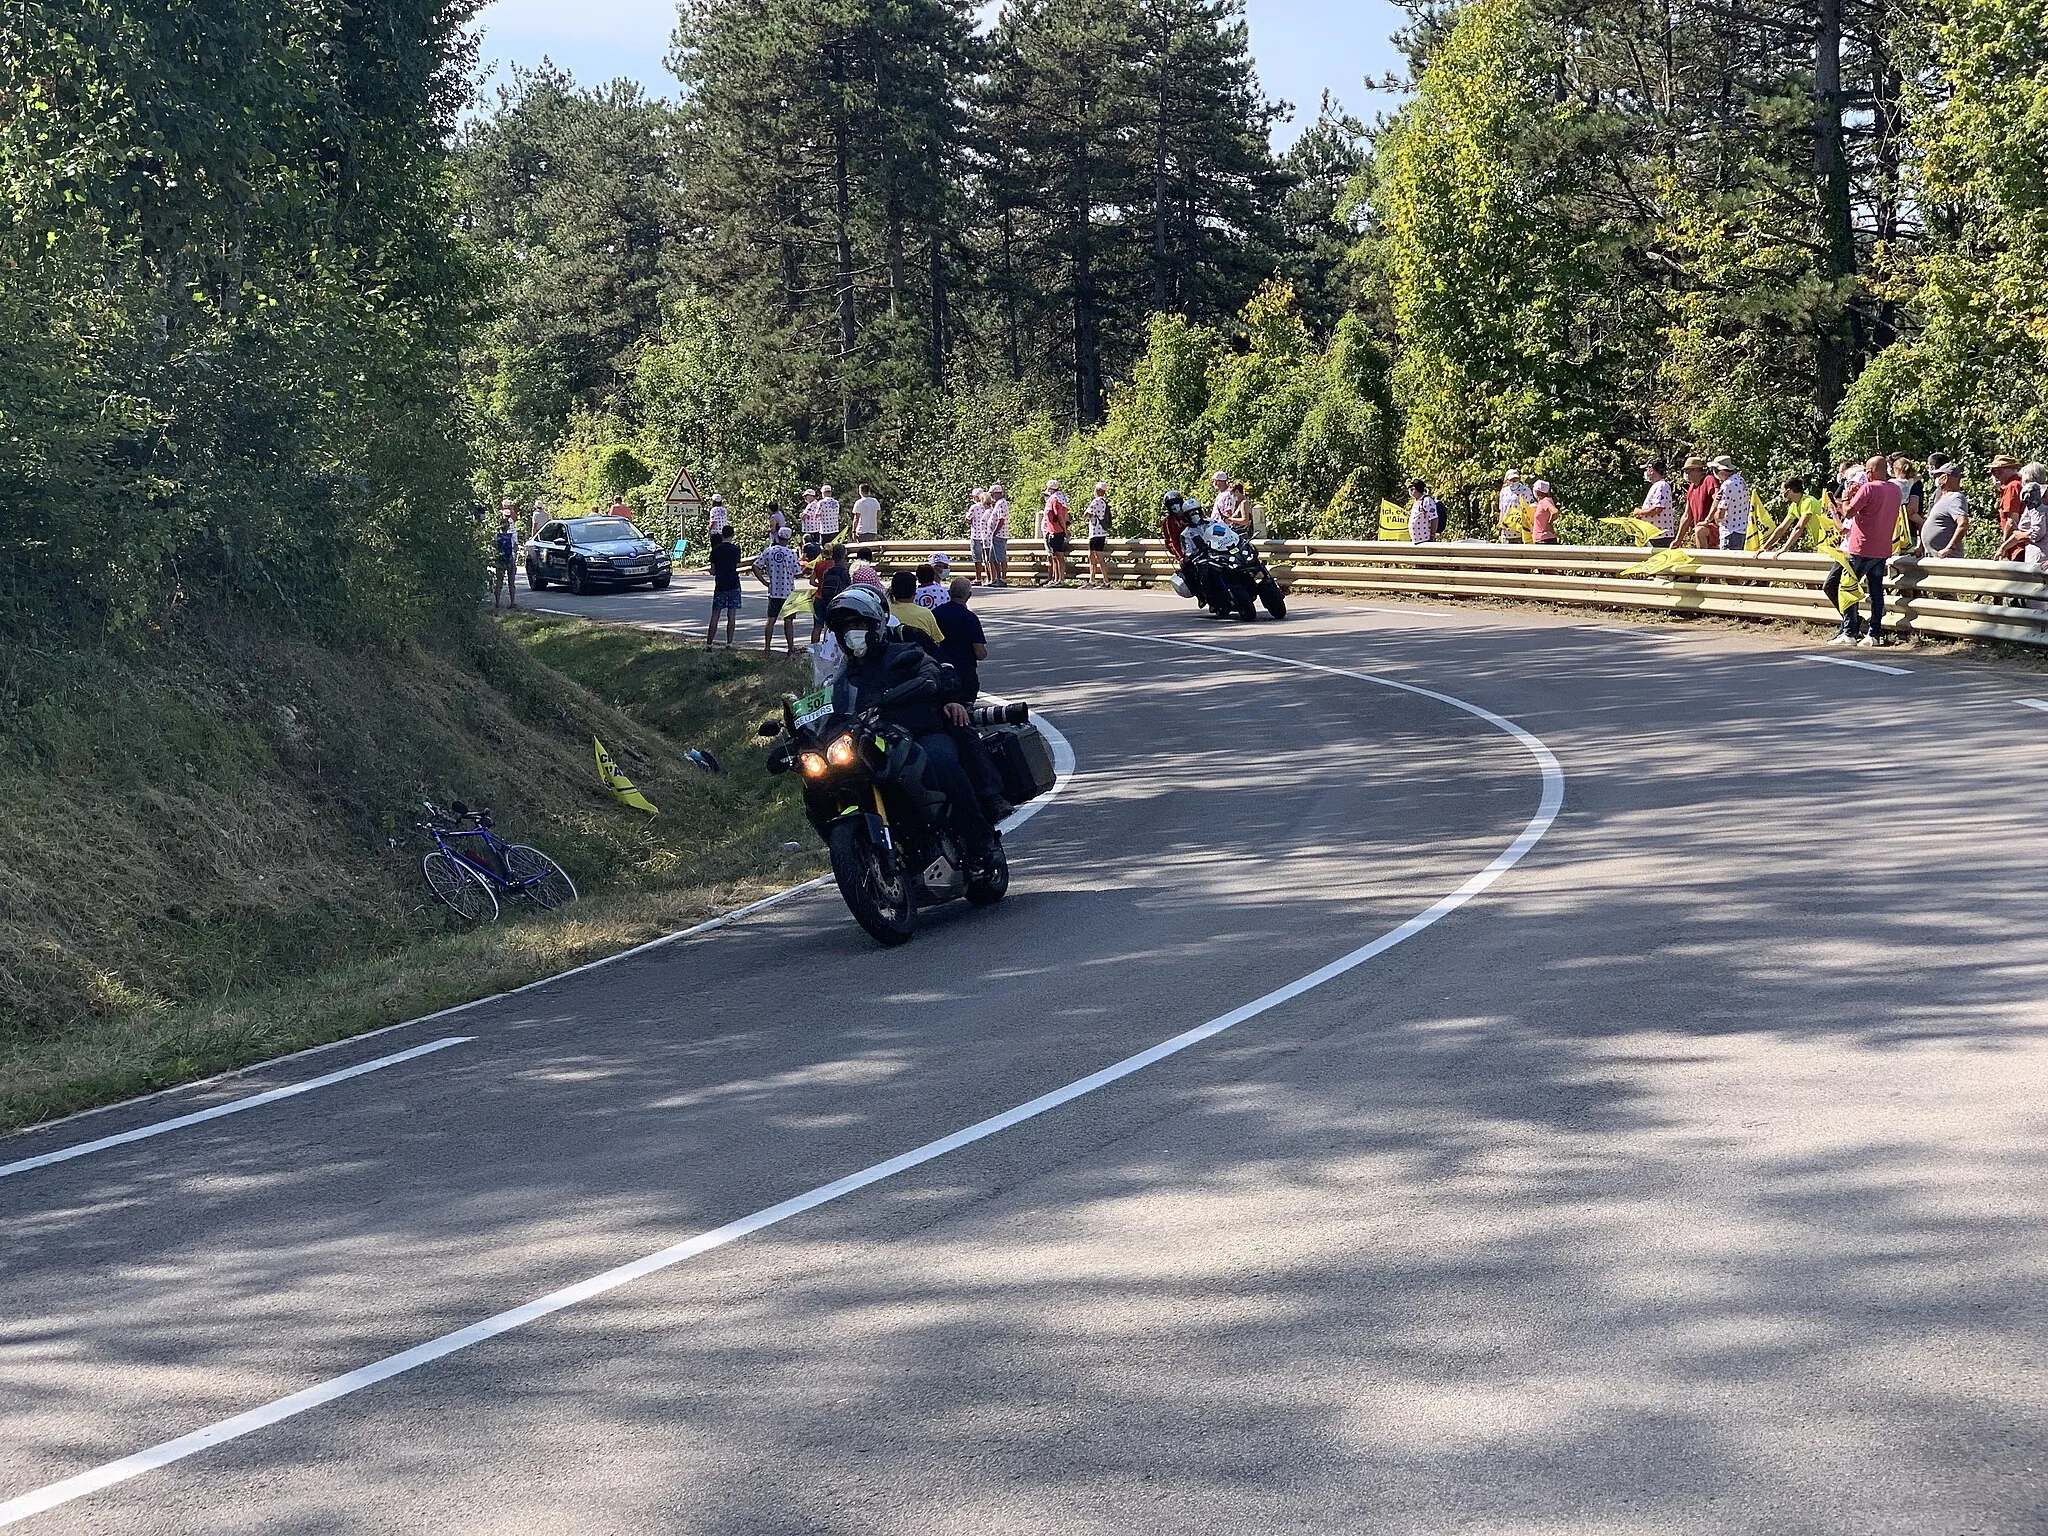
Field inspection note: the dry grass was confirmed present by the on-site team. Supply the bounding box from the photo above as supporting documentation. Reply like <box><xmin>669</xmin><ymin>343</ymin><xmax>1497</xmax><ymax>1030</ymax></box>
<box><xmin>0</xmin><ymin>615</ymin><xmax>823</xmax><ymax>1131</ymax></box>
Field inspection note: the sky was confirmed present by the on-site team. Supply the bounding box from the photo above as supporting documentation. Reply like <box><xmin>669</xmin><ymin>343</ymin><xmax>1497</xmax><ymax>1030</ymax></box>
<box><xmin>469</xmin><ymin>0</ymin><xmax>1410</xmax><ymax>145</ymax></box>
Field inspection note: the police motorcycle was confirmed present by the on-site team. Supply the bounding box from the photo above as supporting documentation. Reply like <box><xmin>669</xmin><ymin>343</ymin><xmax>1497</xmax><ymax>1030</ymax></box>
<box><xmin>760</xmin><ymin>591</ymin><xmax>1055</xmax><ymax>946</ymax></box>
<box><xmin>1165</xmin><ymin>498</ymin><xmax>1287</xmax><ymax>621</ymax></box>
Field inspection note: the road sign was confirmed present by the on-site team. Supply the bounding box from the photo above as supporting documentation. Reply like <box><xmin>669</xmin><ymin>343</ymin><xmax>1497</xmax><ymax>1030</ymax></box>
<box><xmin>664</xmin><ymin>465</ymin><xmax>704</xmax><ymax>507</ymax></box>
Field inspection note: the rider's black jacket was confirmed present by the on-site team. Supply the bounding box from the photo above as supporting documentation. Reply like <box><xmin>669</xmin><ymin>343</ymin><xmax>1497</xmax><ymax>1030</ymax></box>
<box><xmin>832</xmin><ymin>638</ymin><xmax>962</xmax><ymax>735</ymax></box>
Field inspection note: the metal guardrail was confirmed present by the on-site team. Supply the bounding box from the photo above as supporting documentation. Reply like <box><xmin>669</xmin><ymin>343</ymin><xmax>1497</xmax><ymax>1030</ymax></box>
<box><xmin>865</xmin><ymin>537</ymin><xmax>2048</xmax><ymax>648</ymax></box>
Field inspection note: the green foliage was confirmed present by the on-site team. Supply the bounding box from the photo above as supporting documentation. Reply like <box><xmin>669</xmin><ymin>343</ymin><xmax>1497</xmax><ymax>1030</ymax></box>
<box><xmin>0</xmin><ymin>0</ymin><xmax>481</xmax><ymax>646</ymax></box>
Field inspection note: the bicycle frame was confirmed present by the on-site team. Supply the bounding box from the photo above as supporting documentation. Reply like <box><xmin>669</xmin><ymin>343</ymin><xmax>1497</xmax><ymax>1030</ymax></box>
<box><xmin>431</xmin><ymin>824</ymin><xmax>540</xmax><ymax>895</ymax></box>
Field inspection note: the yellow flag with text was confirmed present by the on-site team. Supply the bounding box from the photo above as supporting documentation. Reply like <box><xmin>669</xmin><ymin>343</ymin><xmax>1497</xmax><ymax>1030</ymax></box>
<box><xmin>1745</xmin><ymin>488</ymin><xmax>1777</xmax><ymax>552</ymax></box>
<box><xmin>1620</xmin><ymin>546</ymin><xmax>1701</xmax><ymax>578</ymax></box>
<box><xmin>1821</xmin><ymin>547</ymin><xmax>1866</xmax><ymax>614</ymax></box>
<box><xmin>1378</xmin><ymin>500</ymin><xmax>1410</xmax><ymax>540</ymax></box>
<box><xmin>1599</xmin><ymin>516</ymin><xmax>1667</xmax><ymax>547</ymax></box>
<box><xmin>594</xmin><ymin>737</ymin><xmax>659</xmax><ymax>815</ymax></box>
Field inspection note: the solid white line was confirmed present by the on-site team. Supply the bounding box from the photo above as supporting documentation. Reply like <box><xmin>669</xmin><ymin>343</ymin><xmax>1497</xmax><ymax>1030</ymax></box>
<box><xmin>0</xmin><ymin>641</ymin><xmax>1557</xmax><ymax>1526</ymax></box>
<box><xmin>0</xmin><ymin>1038</ymin><xmax>472</xmax><ymax>1182</ymax></box>
<box><xmin>2019</xmin><ymin>698</ymin><xmax>2048</xmax><ymax>714</ymax></box>
<box><xmin>1797</xmin><ymin>652</ymin><xmax>1910</xmax><ymax>676</ymax></box>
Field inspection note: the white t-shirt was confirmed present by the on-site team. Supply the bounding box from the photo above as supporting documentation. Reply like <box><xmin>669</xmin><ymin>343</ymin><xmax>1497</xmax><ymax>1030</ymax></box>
<box><xmin>1641</xmin><ymin>479</ymin><xmax>1674</xmax><ymax>533</ymax></box>
<box><xmin>707</xmin><ymin>501</ymin><xmax>729</xmax><ymax>534</ymax></box>
<box><xmin>1716</xmin><ymin>472</ymin><xmax>1750</xmax><ymax>537</ymax></box>
<box><xmin>1086</xmin><ymin>496</ymin><xmax>1109</xmax><ymax>537</ymax></box>
<box><xmin>814</xmin><ymin>496</ymin><xmax>841</xmax><ymax>534</ymax></box>
<box><xmin>1212</xmin><ymin>488</ymin><xmax>1238</xmax><ymax>522</ymax></box>
<box><xmin>852</xmin><ymin>495</ymin><xmax>880</xmax><ymax>536</ymax></box>
<box><xmin>915</xmin><ymin>581</ymin><xmax>948</xmax><ymax>609</ymax></box>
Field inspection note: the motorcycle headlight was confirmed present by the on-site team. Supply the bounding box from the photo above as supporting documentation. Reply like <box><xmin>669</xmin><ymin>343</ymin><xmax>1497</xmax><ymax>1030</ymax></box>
<box><xmin>798</xmin><ymin>751</ymin><xmax>828</xmax><ymax>778</ymax></box>
<box><xmin>826</xmin><ymin>733</ymin><xmax>857</xmax><ymax>768</ymax></box>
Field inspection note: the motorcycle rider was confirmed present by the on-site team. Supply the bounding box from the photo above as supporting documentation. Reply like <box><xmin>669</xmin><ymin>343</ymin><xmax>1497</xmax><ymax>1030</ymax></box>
<box><xmin>823</xmin><ymin>588</ymin><xmax>997</xmax><ymax>872</ymax></box>
<box><xmin>1160</xmin><ymin>491</ymin><xmax>1217</xmax><ymax>608</ymax></box>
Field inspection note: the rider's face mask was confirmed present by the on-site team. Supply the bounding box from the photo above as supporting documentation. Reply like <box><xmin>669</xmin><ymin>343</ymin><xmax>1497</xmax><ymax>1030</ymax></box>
<box><xmin>843</xmin><ymin>628</ymin><xmax>869</xmax><ymax>657</ymax></box>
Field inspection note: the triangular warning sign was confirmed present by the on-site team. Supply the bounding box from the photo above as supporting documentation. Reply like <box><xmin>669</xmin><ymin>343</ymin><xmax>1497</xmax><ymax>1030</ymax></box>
<box><xmin>664</xmin><ymin>465</ymin><xmax>703</xmax><ymax>506</ymax></box>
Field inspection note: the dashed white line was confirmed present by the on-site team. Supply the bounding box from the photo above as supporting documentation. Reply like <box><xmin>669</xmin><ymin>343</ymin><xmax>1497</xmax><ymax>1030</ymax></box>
<box><xmin>2020</xmin><ymin>698</ymin><xmax>2048</xmax><ymax>714</ymax></box>
<box><xmin>1797</xmin><ymin>652</ymin><xmax>1910</xmax><ymax>676</ymax></box>
<box><xmin>0</xmin><ymin>638</ymin><xmax>1557</xmax><ymax>1527</ymax></box>
<box><xmin>0</xmin><ymin>1037</ymin><xmax>472</xmax><ymax>1182</ymax></box>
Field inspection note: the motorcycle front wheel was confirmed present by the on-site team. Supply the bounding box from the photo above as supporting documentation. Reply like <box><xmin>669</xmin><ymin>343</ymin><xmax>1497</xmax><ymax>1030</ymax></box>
<box><xmin>829</xmin><ymin>820</ymin><xmax>917</xmax><ymax>946</ymax></box>
<box><xmin>1258</xmin><ymin>575</ymin><xmax>1287</xmax><ymax>619</ymax></box>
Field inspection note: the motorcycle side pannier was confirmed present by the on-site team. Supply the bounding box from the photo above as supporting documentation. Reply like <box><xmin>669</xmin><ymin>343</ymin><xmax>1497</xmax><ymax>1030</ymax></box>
<box><xmin>982</xmin><ymin>721</ymin><xmax>1058</xmax><ymax>804</ymax></box>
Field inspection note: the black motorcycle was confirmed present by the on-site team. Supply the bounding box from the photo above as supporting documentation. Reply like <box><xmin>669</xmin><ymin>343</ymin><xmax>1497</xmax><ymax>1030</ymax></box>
<box><xmin>1178</xmin><ymin>527</ymin><xmax>1288</xmax><ymax>620</ymax></box>
<box><xmin>762</xmin><ymin>687</ymin><xmax>1051</xmax><ymax>946</ymax></box>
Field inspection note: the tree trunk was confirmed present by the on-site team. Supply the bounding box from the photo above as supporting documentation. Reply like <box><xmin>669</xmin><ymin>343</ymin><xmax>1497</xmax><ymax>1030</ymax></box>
<box><xmin>1152</xmin><ymin>17</ymin><xmax>1171</xmax><ymax>310</ymax></box>
<box><xmin>830</xmin><ymin>42</ymin><xmax>858</xmax><ymax>447</ymax></box>
<box><xmin>1812</xmin><ymin>0</ymin><xmax>1855</xmax><ymax>421</ymax></box>
<box><xmin>1000</xmin><ymin>202</ymin><xmax>1021</xmax><ymax>382</ymax></box>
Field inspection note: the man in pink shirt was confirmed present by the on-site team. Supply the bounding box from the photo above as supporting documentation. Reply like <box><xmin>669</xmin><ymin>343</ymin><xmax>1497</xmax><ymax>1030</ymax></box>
<box><xmin>1827</xmin><ymin>454</ymin><xmax>1903</xmax><ymax>647</ymax></box>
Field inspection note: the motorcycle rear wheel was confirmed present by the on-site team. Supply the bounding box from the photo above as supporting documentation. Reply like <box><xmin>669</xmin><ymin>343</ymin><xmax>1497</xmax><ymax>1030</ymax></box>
<box><xmin>965</xmin><ymin>839</ymin><xmax>1010</xmax><ymax>906</ymax></box>
<box><xmin>829</xmin><ymin>821</ymin><xmax>917</xmax><ymax>946</ymax></box>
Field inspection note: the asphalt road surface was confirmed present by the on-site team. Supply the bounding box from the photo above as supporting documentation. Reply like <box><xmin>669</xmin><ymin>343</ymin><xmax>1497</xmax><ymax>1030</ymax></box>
<box><xmin>4</xmin><ymin>578</ymin><xmax>2046</xmax><ymax>1533</ymax></box>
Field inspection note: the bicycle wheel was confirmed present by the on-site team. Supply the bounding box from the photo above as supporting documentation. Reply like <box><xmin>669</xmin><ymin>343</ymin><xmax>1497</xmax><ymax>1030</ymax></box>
<box><xmin>504</xmin><ymin>844</ymin><xmax>578</xmax><ymax>909</ymax></box>
<box><xmin>423</xmin><ymin>851</ymin><xmax>499</xmax><ymax>923</ymax></box>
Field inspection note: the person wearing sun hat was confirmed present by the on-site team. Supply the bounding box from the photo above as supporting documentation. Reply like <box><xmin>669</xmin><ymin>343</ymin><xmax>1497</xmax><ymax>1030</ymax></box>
<box><xmin>1674</xmin><ymin>455</ymin><xmax>1718</xmax><ymax>548</ymax></box>
<box><xmin>1707</xmin><ymin>454</ymin><xmax>1749</xmax><ymax>550</ymax></box>
<box><xmin>1989</xmin><ymin>454</ymin><xmax>2024</xmax><ymax>536</ymax></box>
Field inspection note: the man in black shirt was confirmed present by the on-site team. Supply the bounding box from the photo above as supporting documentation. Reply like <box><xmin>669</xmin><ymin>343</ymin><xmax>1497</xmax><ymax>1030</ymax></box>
<box><xmin>932</xmin><ymin>577</ymin><xmax>987</xmax><ymax>700</ymax></box>
<box><xmin>705</xmin><ymin>528</ymin><xmax>743</xmax><ymax>647</ymax></box>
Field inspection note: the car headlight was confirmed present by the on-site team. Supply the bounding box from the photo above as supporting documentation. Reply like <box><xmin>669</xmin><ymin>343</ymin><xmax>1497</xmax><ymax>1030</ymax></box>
<box><xmin>826</xmin><ymin>733</ymin><xmax>857</xmax><ymax>768</ymax></box>
<box><xmin>798</xmin><ymin>752</ymin><xmax>828</xmax><ymax>778</ymax></box>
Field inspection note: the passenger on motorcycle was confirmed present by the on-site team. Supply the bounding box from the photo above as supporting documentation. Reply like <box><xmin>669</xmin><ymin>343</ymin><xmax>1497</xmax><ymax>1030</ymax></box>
<box><xmin>823</xmin><ymin>588</ymin><xmax>998</xmax><ymax>872</ymax></box>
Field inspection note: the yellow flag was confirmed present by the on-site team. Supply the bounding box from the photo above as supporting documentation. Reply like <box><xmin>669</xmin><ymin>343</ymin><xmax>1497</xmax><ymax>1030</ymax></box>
<box><xmin>594</xmin><ymin>737</ymin><xmax>659</xmax><ymax>815</ymax></box>
<box><xmin>1745</xmin><ymin>488</ymin><xmax>1777</xmax><ymax>552</ymax></box>
<box><xmin>1820</xmin><ymin>547</ymin><xmax>1866</xmax><ymax>614</ymax></box>
<box><xmin>1598</xmin><ymin>516</ymin><xmax>1666</xmax><ymax>547</ymax></box>
<box><xmin>1377</xmin><ymin>500</ymin><xmax>1410</xmax><ymax>540</ymax></box>
<box><xmin>1892</xmin><ymin>503</ymin><xmax>1915</xmax><ymax>555</ymax></box>
<box><xmin>1620</xmin><ymin>546</ymin><xmax>1701</xmax><ymax>579</ymax></box>
<box><xmin>1502</xmin><ymin>503</ymin><xmax>1533</xmax><ymax>543</ymax></box>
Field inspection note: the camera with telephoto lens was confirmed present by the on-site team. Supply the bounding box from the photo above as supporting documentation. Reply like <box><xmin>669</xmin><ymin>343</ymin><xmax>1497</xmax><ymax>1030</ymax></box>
<box><xmin>969</xmin><ymin>701</ymin><xmax>1028</xmax><ymax>728</ymax></box>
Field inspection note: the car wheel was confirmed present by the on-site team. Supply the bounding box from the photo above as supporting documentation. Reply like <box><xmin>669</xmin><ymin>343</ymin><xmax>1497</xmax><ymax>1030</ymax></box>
<box><xmin>567</xmin><ymin>562</ymin><xmax>589</xmax><ymax>596</ymax></box>
<box><xmin>526</xmin><ymin>560</ymin><xmax>549</xmax><ymax>591</ymax></box>
<box><xmin>650</xmin><ymin>572</ymin><xmax>671</xmax><ymax>590</ymax></box>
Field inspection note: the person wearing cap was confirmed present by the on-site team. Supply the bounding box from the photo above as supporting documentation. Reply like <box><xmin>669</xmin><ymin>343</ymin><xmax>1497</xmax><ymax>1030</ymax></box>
<box><xmin>815</xmin><ymin>483</ymin><xmax>842</xmax><ymax>545</ymax></box>
<box><xmin>967</xmin><ymin>488</ymin><xmax>995</xmax><ymax>586</ymax></box>
<box><xmin>1210</xmin><ymin>471</ymin><xmax>1237</xmax><ymax>529</ymax></box>
<box><xmin>1920</xmin><ymin>461</ymin><xmax>1971</xmax><ymax>560</ymax></box>
<box><xmin>798</xmin><ymin>489</ymin><xmax>826</xmax><ymax>560</ymax></box>
<box><xmin>1990</xmin><ymin>455</ymin><xmax>2024</xmax><ymax>536</ymax></box>
<box><xmin>1084</xmin><ymin>481</ymin><xmax>1112</xmax><ymax>585</ymax></box>
<box><xmin>1674</xmin><ymin>455</ymin><xmax>1719</xmax><ymax>549</ymax></box>
<box><xmin>1496</xmin><ymin>470</ymin><xmax>1533</xmax><ymax>543</ymax></box>
<box><xmin>1039</xmin><ymin>478</ymin><xmax>1072</xmax><ymax>584</ymax></box>
<box><xmin>1709</xmin><ymin>455</ymin><xmax>1749</xmax><ymax>550</ymax></box>
<box><xmin>1530</xmin><ymin>480</ymin><xmax>1560</xmax><ymax>544</ymax></box>
<box><xmin>917</xmin><ymin>554</ymin><xmax>952</xmax><ymax>608</ymax></box>
<box><xmin>706</xmin><ymin>491</ymin><xmax>729</xmax><ymax>537</ymax></box>
<box><xmin>751</xmin><ymin>528</ymin><xmax>804</xmax><ymax>653</ymax></box>
<box><xmin>1636</xmin><ymin>459</ymin><xmax>1675</xmax><ymax>547</ymax></box>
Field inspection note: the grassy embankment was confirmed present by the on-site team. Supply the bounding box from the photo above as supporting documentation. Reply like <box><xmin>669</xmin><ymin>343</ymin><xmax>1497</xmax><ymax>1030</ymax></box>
<box><xmin>0</xmin><ymin>615</ymin><xmax>821</xmax><ymax>1132</ymax></box>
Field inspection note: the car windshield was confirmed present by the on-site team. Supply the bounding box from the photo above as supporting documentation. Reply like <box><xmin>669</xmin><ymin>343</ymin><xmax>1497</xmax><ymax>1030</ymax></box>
<box><xmin>569</xmin><ymin>519</ymin><xmax>640</xmax><ymax>544</ymax></box>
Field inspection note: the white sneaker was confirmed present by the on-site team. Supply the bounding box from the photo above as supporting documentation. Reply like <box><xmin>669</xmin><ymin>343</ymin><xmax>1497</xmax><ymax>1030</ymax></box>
<box><xmin>1857</xmin><ymin>634</ymin><xmax>1877</xmax><ymax>648</ymax></box>
<box><xmin>1827</xmin><ymin>632</ymin><xmax>1853</xmax><ymax>646</ymax></box>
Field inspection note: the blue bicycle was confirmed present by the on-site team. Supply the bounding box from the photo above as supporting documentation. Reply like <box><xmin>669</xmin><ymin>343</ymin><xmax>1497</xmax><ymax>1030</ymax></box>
<box><xmin>417</xmin><ymin>801</ymin><xmax>577</xmax><ymax>923</ymax></box>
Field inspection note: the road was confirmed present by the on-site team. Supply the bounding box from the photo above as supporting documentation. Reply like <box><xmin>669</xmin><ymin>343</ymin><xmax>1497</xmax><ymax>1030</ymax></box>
<box><xmin>3</xmin><ymin>579</ymin><xmax>2045</xmax><ymax>1533</ymax></box>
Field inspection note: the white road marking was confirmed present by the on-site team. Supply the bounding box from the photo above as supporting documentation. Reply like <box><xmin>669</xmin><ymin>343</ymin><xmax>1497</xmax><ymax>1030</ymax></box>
<box><xmin>2020</xmin><ymin>698</ymin><xmax>2048</xmax><ymax>714</ymax></box>
<box><xmin>5</xmin><ymin>710</ymin><xmax>1075</xmax><ymax>1149</ymax></box>
<box><xmin>1797</xmin><ymin>653</ymin><xmax>1910</xmax><ymax>676</ymax></box>
<box><xmin>0</xmin><ymin>645</ymin><xmax>1557</xmax><ymax>1526</ymax></box>
<box><xmin>0</xmin><ymin>1038</ymin><xmax>472</xmax><ymax>1183</ymax></box>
